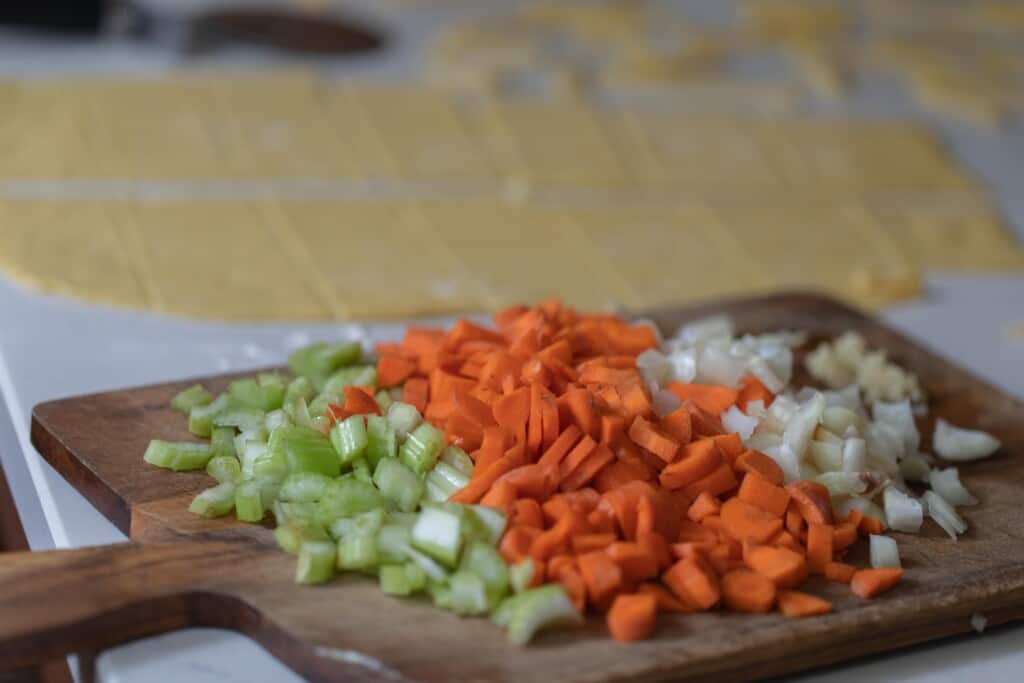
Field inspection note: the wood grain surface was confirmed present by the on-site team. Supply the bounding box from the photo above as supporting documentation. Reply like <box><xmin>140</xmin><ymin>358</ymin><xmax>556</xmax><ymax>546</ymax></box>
<box><xmin>1</xmin><ymin>292</ymin><xmax>1022</xmax><ymax>683</ymax></box>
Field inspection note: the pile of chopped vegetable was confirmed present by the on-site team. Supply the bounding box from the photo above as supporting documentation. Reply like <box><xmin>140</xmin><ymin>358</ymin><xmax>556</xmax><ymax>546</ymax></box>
<box><xmin>147</xmin><ymin>300</ymin><xmax>1001</xmax><ymax>644</ymax></box>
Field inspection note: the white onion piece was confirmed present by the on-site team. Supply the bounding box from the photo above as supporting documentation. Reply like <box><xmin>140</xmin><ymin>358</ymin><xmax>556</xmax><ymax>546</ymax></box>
<box><xmin>899</xmin><ymin>452</ymin><xmax>932</xmax><ymax>483</ymax></box>
<box><xmin>923</xmin><ymin>490</ymin><xmax>968</xmax><ymax>539</ymax></box>
<box><xmin>745</xmin><ymin>400</ymin><xmax>767</xmax><ymax>418</ymax></box>
<box><xmin>809</xmin><ymin>440</ymin><xmax>843</xmax><ymax>472</ymax></box>
<box><xmin>836</xmin><ymin>496</ymin><xmax>886</xmax><ymax>527</ymax></box>
<box><xmin>867</xmin><ymin>421</ymin><xmax>905</xmax><ymax>462</ymax></box>
<box><xmin>869</xmin><ymin>534</ymin><xmax>901</xmax><ymax>568</ymax></box>
<box><xmin>842</xmin><ymin>438</ymin><xmax>867</xmax><ymax>473</ymax></box>
<box><xmin>822</xmin><ymin>406</ymin><xmax>862</xmax><ymax>436</ymax></box>
<box><xmin>928</xmin><ymin>467</ymin><xmax>978</xmax><ymax>507</ymax></box>
<box><xmin>721</xmin><ymin>405</ymin><xmax>758</xmax><ymax>440</ymax></box>
<box><xmin>769</xmin><ymin>395</ymin><xmax>798</xmax><ymax>424</ymax></box>
<box><xmin>697</xmin><ymin>345</ymin><xmax>747</xmax><ymax>387</ymax></box>
<box><xmin>799</xmin><ymin>461</ymin><xmax>822</xmax><ymax>480</ymax></box>
<box><xmin>933</xmin><ymin>419</ymin><xmax>1001</xmax><ymax>462</ymax></box>
<box><xmin>652</xmin><ymin>388</ymin><xmax>682</xmax><ymax>417</ymax></box>
<box><xmin>746</xmin><ymin>431</ymin><xmax>782</xmax><ymax>452</ymax></box>
<box><xmin>782</xmin><ymin>392</ymin><xmax>825</xmax><ymax>461</ymax></box>
<box><xmin>747</xmin><ymin>355</ymin><xmax>785</xmax><ymax>393</ymax></box>
<box><xmin>814</xmin><ymin>425</ymin><xmax>842</xmax><ymax>444</ymax></box>
<box><xmin>757</xmin><ymin>342</ymin><xmax>795</xmax><ymax>387</ymax></box>
<box><xmin>816</xmin><ymin>471</ymin><xmax>867</xmax><ymax>498</ymax></box>
<box><xmin>637</xmin><ymin>349</ymin><xmax>673</xmax><ymax>387</ymax></box>
<box><xmin>767</xmin><ymin>444</ymin><xmax>801</xmax><ymax>484</ymax></box>
<box><xmin>873</xmin><ymin>400</ymin><xmax>920</xmax><ymax>455</ymax></box>
<box><xmin>883</xmin><ymin>487</ymin><xmax>923</xmax><ymax>533</ymax></box>
<box><xmin>676</xmin><ymin>315</ymin><xmax>734</xmax><ymax>346</ymax></box>
<box><xmin>824</xmin><ymin>385</ymin><xmax>862</xmax><ymax>411</ymax></box>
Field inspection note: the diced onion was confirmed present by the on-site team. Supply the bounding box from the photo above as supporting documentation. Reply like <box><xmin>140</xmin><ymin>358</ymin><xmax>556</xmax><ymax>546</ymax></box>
<box><xmin>809</xmin><ymin>440</ymin><xmax>843</xmax><ymax>472</ymax></box>
<box><xmin>816</xmin><ymin>471</ymin><xmax>867</xmax><ymax>498</ymax></box>
<box><xmin>652</xmin><ymin>388</ymin><xmax>682</xmax><ymax>417</ymax></box>
<box><xmin>721</xmin><ymin>405</ymin><xmax>758</xmax><ymax>440</ymax></box>
<box><xmin>899</xmin><ymin>452</ymin><xmax>932</xmax><ymax>483</ymax></box>
<box><xmin>667</xmin><ymin>348</ymin><xmax>698</xmax><ymax>383</ymax></box>
<box><xmin>782</xmin><ymin>392</ymin><xmax>825</xmax><ymax>461</ymax></box>
<box><xmin>698</xmin><ymin>345</ymin><xmax>748</xmax><ymax>387</ymax></box>
<box><xmin>928</xmin><ymin>467</ymin><xmax>978</xmax><ymax>507</ymax></box>
<box><xmin>923</xmin><ymin>490</ymin><xmax>968</xmax><ymax>539</ymax></box>
<box><xmin>841</xmin><ymin>438</ymin><xmax>866</xmax><ymax>473</ymax></box>
<box><xmin>836</xmin><ymin>496</ymin><xmax>886</xmax><ymax>527</ymax></box>
<box><xmin>822</xmin><ymin>406</ymin><xmax>862</xmax><ymax>436</ymax></box>
<box><xmin>933</xmin><ymin>419</ymin><xmax>1001</xmax><ymax>462</ymax></box>
<box><xmin>872</xmin><ymin>400</ymin><xmax>920</xmax><ymax>455</ymax></box>
<box><xmin>883</xmin><ymin>486</ymin><xmax>923</xmax><ymax>533</ymax></box>
<box><xmin>636</xmin><ymin>349</ymin><xmax>672</xmax><ymax>387</ymax></box>
<box><xmin>869</xmin><ymin>534</ymin><xmax>901</xmax><ymax>568</ymax></box>
<box><xmin>676</xmin><ymin>315</ymin><xmax>734</xmax><ymax>346</ymax></box>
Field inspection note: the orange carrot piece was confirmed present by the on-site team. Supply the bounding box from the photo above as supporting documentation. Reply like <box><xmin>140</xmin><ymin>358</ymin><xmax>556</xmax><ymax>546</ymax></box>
<box><xmin>721</xmin><ymin>497</ymin><xmax>785</xmax><ymax>543</ymax></box>
<box><xmin>806</xmin><ymin>523</ymin><xmax>834</xmax><ymax>574</ymax></box>
<box><xmin>537</xmin><ymin>425</ymin><xmax>583</xmax><ymax>469</ymax></box>
<box><xmin>638</xmin><ymin>531</ymin><xmax>673</xmax><ymax>571</ymax></box>
<box><xmin>565</xmin><ymin>388</ymin><xmax>601</xmax><ymax>440</ymax></box>
<box><xmin>374</xmin><ymin>341</ymin><xmax>405</xmax><ymax>358</ymax></box>
<box><xmin>785</xmin><ymin>506</ymin><xmax>805</xmax><ymax>538</ymax></box>
<box><xmin>737</xmin><ymin>375</ymin><xmax>774</xmax><ymax>410</ymax></box>
<box><xmin>497</xmin><ymin>463</ymin><xmax>558</xmax><ymax>500</ymax></box>
<box><xmin>572</xmin><ymin>533</ymin><xmax>617</xmax><ymax>554</ymax></box>
<box><xmin>594</xmin><ymin>459</ymin><xmax>650</xmax><ymax>493</ymax></box>
<box><xmin>745</xmin><ymin>546</ymin><xmax>808</xmax><ymax>589</ymax></box>
<box><xmin>787</xmin><ymin>481</ymin><xmax>834</xmax><ymax>525</ymax></box>
<box><xmin>682</xmin><ymin>400</ymin><xmax>725</xmax><ymax>437</ymax></box>
<box><xmin>851</xmin><ymin>568</ymin><xmax>903</xmax><ymax>599</ymax></box>
<box><xmin>737</xmin><ymin>473</ymin><xmax>790</xmax><ymax>517</ymax></box>
<box><xmin>635</xmin><ymin>493</ymin><xmax>657</xmax><ymax>537</ymax></box>
<box><xmin>638</xmin><ymin>582</ymin><xmax>696</xmax><ymax>614</ymax></box>
<box><xmin>554</xmin><ymin>564</ymin><xmax>587</xmax><ymax>614</ymax></box>
<box><xmin>376</xmin><ymin>355</ymin><xmax>417</xmax><ymax>389</ymax></box>
<box><xmin>662</xmin><ymin>556</ymin><xmax>721</xmax><ymax>610</ymax></box>
<box><xmin>619</xmin><ymin>382</ymin><xmax>654</xmax><ymax>420</ymax></box>
<box><xmin>771</xmin><ymin>529</ymin><xmax>804</xmax><ymax>554</ymax></box>
<box><xmin>475</xmin><ymin>426</ymin><xmax>508</xmax><ymax>468</ymax></box>
<box><xmin>560</xmin><ymin>443</ymin><xmax>615</xmax><ymax>492</ymax></box>
<box><xmin>687</xmin><ymin>491</ymin><xmax>722</xmax><ymax>522</ymax></box>
<box><xmin>659</xmin><ymin>439</ymin><xmax>722</xmax><ymax>490</ymax></box>
<box><xmin>512</xmin><ymin>498</ymin><xmax>545</xmax><ymax>529</ymax></box>
<box><xmin>445</xmin><ymin>412</ymin><xmax>484</xmax><ymax>453</ymax></box>
<box><xmin>340</xmin><ymin>387</ymin><xmax>379</xmax><ymax>416</ymax></box>
<box><xmin>527</xmin><ymin>382</ymin><xmax>544</xmax><ymax>454</ymax></box>
<box><xmin>479</xmin><ymin>479</ymin><xmax>517</xmax><ymax>513</ymax></box>
<box><xmin>722</xmin><ymin>569</ymin><xmax>777</xmax><ymax>613</ymax></box>
<box><xmin>541</xmin><ymin>393</ymin><xmax>560</xmax><ymax>450</ymax></box>
<box><xmin>499</xmin><ymin>526</ymin><xmax>540</xmax><ymax>564</ymax></box>
<box><xmin>402</xmin><ymin>377</ymin><xmax>429</xmax><ymax>414</ymax></box>
<box><xmin>599</xmin><ymin>414</ymin><xmax>626</xmax><ymax>447</ymax></box>
<box><xmin>578</xmin><ymin>550</ymin><xmax>625</xmax><ymax>605</ymax></box>
<box><xmin>607</xmin><ymin>593</ymin><xmax>658</xmax><ymax>642</ymax></box>
<box><xmin>734</xmin><ymin>450</ymin><xmax>785</xmax><ymax>487</ymax></box>
<box><xmin>559</xmin><ymin>435</ymin><xmax>598</xmax><ymax>480</ymax></box>
<box><xmin>449</xmin><ymin>455</ymin><xmax>514</xmax><ymax>504</ymax></box>
<box><xmin>529</xmin><ymin>513</ymin><xmax>576</xmax><ymax>561</ymax></box>
<box><xmin>832</xmin><ymin>522</ymin><xmax>858</xmax><ymax>551</ymax></box>
<box><xmin>660</xmin><ymin>407</ymin><xmax>693</xmax><ymax>445</ymax></box>
<box><xmin>667</xmin><ymin>382</ymin><xmax>739</xmax><ymax>416</ymax></box>
<box><xmin>628</xmin><ymin>416</ymin><xmax>681</xmax><ymax>463</ymax></box>
<box><xmin>601</xmin><ymin>481</ymin><xmax>656</xmax><ymax>541</ymax></box>
<box><xmin>607</xmin><ymin>542</ymin><xmax>660</xmax><ymax>583</ymax></box>
<box><xmin>777</xmin><ymin>590</ymin><xmax>833</xmax><ymax>618</ymax></box>
<box><xmin>401</xmin><ymin>326</ymin><xmax>445</xmax><ymax>357</ymax></box>
<box><xmin>859</xmin><ymin>516</ymin><xmax>884</xmax><ymax>536</ymax></box>
<box><xmin>712</xmin><ymin>433</ymin><xmax>745</xmax><ymax>463</ymax></box>
<box><xmin>677</xmin><ymin>519</ymin><xmax>720</xmax><ymax>545</ymax></box>
<box><xmin>824</xmin><ymin>561</ymin><xmax>857</xmax><ymax>584</ymax></box>
<box><xmin>681</xmin><ymin>462</ymin><xmax>738</xmax><ymax>499</ymax></box>
<box><xmin>445</xmin><ymin>319</ymin><xmax>506</xmax><ymax>350</ymax></box>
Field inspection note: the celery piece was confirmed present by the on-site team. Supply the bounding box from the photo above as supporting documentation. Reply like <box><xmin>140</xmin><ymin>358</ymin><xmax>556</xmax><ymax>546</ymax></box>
<box><xmin>279</xmin><ymin>472</ymin><xmax>332</xmax><ymax>502</ymax></box>
<box><xmin>411</xmin><ymin>506</ymin><xmax>463</xmax><ymax>567</ymax></box>
<box><xmin>240</xmin><ymin>441</ymin><xmax>268</xmax><ymax>479</ymax></box>
<box><xmin>213</xmin><ymin>408</ymin><xmax>266</xmax><ymax>432</ymax></box>
<box><xmin>235</xmin><ymin>480</ymin><xmax>265</xmax><ymax>522</ymax></box>
<box><xmin>351</xmin><ymin>458</ymin><xmax>373</xmax><ymax>484</ymax></box>
<box><xmin>296</xmin><ymin>540</ymin><xmax>337</xmax><ymax>584</ymax></box>
<box><xmin>427</xmin><ymin>581</ymin><xmax>452</xmax><ymax>609</ymax></box>
<box><xmin>377</xmin><ymin>524</ymin><xmax>412</xmax><ymax>564</ymax></box>
<box><xmin>235</xmin><ymin>428</ymin><xmax>268</xmax><ymax>461</ymax></box>
<box><xmin>440</xmin><ymin>446</ymin><xmax>474</xmax><ymax>476</ymax></box>
<box><xmin>259</xmin><ymin>480</ymin><xmax>281</xmax><ymax>511</ymax></box>
<box><xmin>290</xmin><ymin>397</ymin><xmax>318</xmax><ymax>431</ymax></box>
<box><xmin>322</xmin><ymin>365</ymin><xmax>377</xmax><ymax>396</ymax></box>
<box><xmin>258</xmin><ymin>373</ymin><xmax>287</xmax><ymax>410</ymax></box>
<box><xmin>387</xmin><ymin>402</ymin><xmax>422</xmax><ymax>440</ymax></box>
<box><xmin>404</xmin><ymin>544</ymin><xmax>449</xmax><ymax>582</ymax></box>
<box><xmin>459</xmin><ymin>542</ymin><xmax>509</xmax><ymax>605</ymax></box>
<box><xmin>509</xmin><ymin>558</ymin><xmax>536</xmax><ymax>594</ymax></box>
<box><xmin>424</xmin><ymin>480</ymin><xmax>451</xmax><ymax>503</ymax></box>
<box><xmin>171</xmin><ymin>384</ymin><xmax>213</xmax><ymax>413</ymax></box>
<box><xmin>329</xmin><ymin>508</ymin><xmax>386</xmax><ymax>540</ymax></box>
<box><xmin>229</xmin><ymin>376</ymin><xmax>285</xmax><ymax>412</ymax></box>
<box><xmin>273</xmin><ymin>500</ymin><xmax>318</xmax><ymax>526</ymax></box>
<box><xmin>365</xmin><ymin>416</ymin><xmax>398</xmax><ymax>468</ymax></box>
<box><xmin>188</xmin><ymin>482</ymin><xmax>236</xmax><ymax>518</ymax></box>
<box><xmin>380</xmin><ymin>564</ymin><xmax>413</xmax><ymax>595</ymax></box>
<box><xmin>404</xmin><ymin>562</ymin><xmax>427</xmax><ymax>592</ymax></box>
<box><xmin>491</xmin><ymin>592</ymin><xmax>528</xmax><ymax>628</ymax></box>
<box><xmin>467</xmin><ymin>506</ymin><xmax>507</xmax><ymax>547</ymax></box>
<box><xmin>386</xmin><ymin>511</ymin><xmax>419</xmax><ymax>528</ymax></box>
<box><xmin>264</xmin><ymin>409</ymin><xmax>291</xmax><ymax>432</ymax></box>
<box><xmin>374</xmin><ymin>390</ymin><xmax>394</xmax><ymax>413</ymax></box>
<box><xmin>400</xmin><ymin>423</ymin><xmax>445</xmax><ymax>474</ymax></box>
<box><xmin>144</xmin><ymin>440</ymin><xmax>212</xmax><ymax>472</ymax></box>
<box><xmin>283</xmin><ymin>377</ymin><xmax>315</xmax><ymax>420</ymax></box>
<box><xmin>329</xmin><ymin>415</ymin><xmax>368</xmax><ymax>466</ymax></box>
<box><xmin>337</xmin><ymin>533</ymin><xmax>378</xmax><ymax>571</ymax></box>
<box><xmin>288</xmin><ymin>341</ymin><xmax>362</xmax><ymax>382</ymax></box>
<box><xmin>252</xmin><ymin>448</ymin><xmax>288</xmax><ymax>483</ymax></box>
<box><xmin>506</xmin><ymin>585</ymin><xmax>581</xmax><ymax>646</ymax></box>
<box><xmin>269</xmin><ymin>426</ymin><xmax>340</xmax><ymax>478</ymax></box>
<box><xmin>308</xmin><ymin>391</ymin><xmax>342</xmax><ymax>420</ymax></box>
<box><xmin>426</xmin><ymin>462</ymin><xmax>469</xmax><ymax>501</ymax></box>
<box><xmin>206</xmin><ymin>455</ymin><xmax>241</xmax><ymax>484</ymax></box>
<box><xmin>210</xmin><ymin>426</ymin><xmax>237</xmax><ymax>459</ymax></box>
<box><xmin>448</xmin><ymin>571</ymin><xmax>490</xmax><ymax>616</ymax></box>
<box><xmin>188</xmin><ymin>393</ymin><xmax>230</xmax><ymax>437</ymax></box>
<box><xmin>274</xmin><ymin>520</ymin><xmax>330</xmax><ymax>555</ymax></box>
<box><xmin>373</xmin><ymin>458</ymin><xmax>425</xmax><ymax>513</ymax></box>
<box><xmin>317</xmin><ymin>478</ymin><xmax>384</xmax><ymax>524</ymax></box>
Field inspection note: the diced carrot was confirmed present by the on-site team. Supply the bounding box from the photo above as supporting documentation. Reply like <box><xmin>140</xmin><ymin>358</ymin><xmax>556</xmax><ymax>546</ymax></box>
<box><xmin>771</xmin><ymin>530</ymin><xmax>804</xmax><ymax>554</ymax></box>
<box><xmin>637</xmin><ymin>582</ymin><xmax>696</xmax><ymax>613</ymax></box>
<box><xmin>529</xmin><ymin>512</ymin><xmax>578</xmax><ymax>561</ymax></box>
<box><xmin>563</xmin><ymin>388</ymin><xmax>600</xmax><ymax>440</ymax></box>
<box><xmin>737</xmin><ymin>473</ymin><xmax>790</xmax><ymax>517</ymax></box>
<box><xmin>786</xmin><ymin>506</ymin><xmax>805</xmax><ymax>538</ymax></box>
<box><xmin>832</xmin><ymin>522</ymin><xmax>858</xmax><ymax>551</ymax></box>
<box><xmin>638</xmin><ymin>531</ymin><xmax>673</xmax><ymax>571</ymax></box>
<box><xmin>737</xmin><ymin>375</ymin><xmax>774</xmax><ymax>410</ymax></box>
<box><xmin>850</xmin><ymin>568</ymin><xmax>903</xmax><ymax>599</ymax></box>
<box><xmin>541</xmin><ymin>393</ymin><xmax>560</xmax><ymax>450</ymax></box>
<box><xmin>745</xmin><ymin>546</ymin><xmax>808</xmax><ymax>589</ymax></box>
<box><xmin>402</xmin><ymin>377</ymin><xmax>429</xmax><ymax>414</ymax></box>
<box><xmin>449</xmin><ymin>454</ymin><xmax>514</xmax><ymax>504</ymax></box>
<box><xmin>451</xmin><ymin>388</ymin><xmax>495</xmax><ymax>429</ymax></box>
<box><xmin>777</xmin><ymin>590</ymin><xmax>832</xmax><ymax>618</ymax></box>
<box><xmin>607</xmin><ymin>542</ymin><xmax>660</xmax><ymax>583</ymax></box>
<box><xmin>424</xmin><ymin>400</ymin><xmax>454</xmax><ymax>423</ymax></box>
<box><xmin>601</xmin><ymin>481</ymin><xmax>657</xmax><ymax>541</ymax></box>
<box><xmin>845</xmin><ymin>508</ymin><xmax>865</xmax><ymax>529</ymax></box>
<box><xmin>687</xmin><ymin>491</ymin><xmax>722</xmax><ymax>522</ymax></box>
<box><xmin>325</xmin><ymin>403</ymin><xmax>351</xmax><ymax>424</ymax></box>
<box><xmin>806</xmin><ymin>523</ymin><xmax>834</xmax><ymax>574</ymax></box>
<box><xmin>587</xmin><ymin>506</ymin><xmax>618</xmax><ymax>534</ymax></box>
<box><xmin>681</xmin><ymin>400</ymin><xmax>725</xmax><ymax>437</ymax></box>
<box><xmin>559</xmin><ymin>435</ymin><xmax>598</xmax><ymax>480</ymax></box>
<box><xmin>599</xmin><ymin>414</ymin><xmax>625</xmax><ymax>449</ymax></box>
<box><xmin>373</xmin><ymin>341</ymin><xmax>405</xmax><ymax>358</ymax></box>
<box><xmin>479</xmin><ymin>479</ymin><xmax>517</xmax><ymax>513</ymax></box>
<box><xmin>722</xmin><ymin>569</ymin><xmax>777</xmax><ymax>613</ymax></box>
<box><xmin>527</xmin><ymin>382</ymin><xmax>544</xmax><ymax>454</ymax></box>
<box><xmin>787</xmin><ymin>481</ymin><xmax>834</xmax><ymax>525</ymax></box>
<box><xmin>401</xmin><ymin>326</ymin><xmax>445</xmax><ymax>358</ymax></box>
<box><xmin>635</xmin><ymin>490</ymin><xmax>657</xmax><ymax>537</ymax></box>
<box><xmin>677</xmin><ymin>519</ymin><xmax>720</xmax><ymax>545</ymax></box>
<box><xmin>572</xmin><ymin>533</ymin><xmax>617</xmax><ymax>553</ymax></box>
<box><xmin>672</xmin><ymin>541</ymin><xmax>716</xmax><ymax>560</ymax></box>
<box><xmin>445</xmin><ymin>319</ymin><xmax>506</xmax><ymax>350</ymax></box>
<box><xmin>662</xmin><ymin>556</ymin><xmax>721</xmax><ymax>610</ymax></box>
<box><xmin>619</xmin><ymin>383</ymin><xmax>654</xmax><ymax>420</ymax></box>
<box><xmin>554</xmin><ymin>565</ymin><xmax>587</xmax><ymax>614</ymax></box>
<box><xmin>593</xmin><ymin>459</ymin><xmax>650</xmax><ymax>493</ymax></box>
<box><xmin>445</xmin><ymin>412</ymin><xmax>484</xmax><ymax>453</ymax></box>
<box><xmin>720</xmin><ymin>497</ymin><xmax>784</xmax><ymax>543</ymax></box>
<box><xmin>429</xmin><ymin>369</ymin><xmax>476</xmax><ymax>406</ymax></box>
<box><xmin>706</xmin><ymin>544</ymin><xmax>735</xmax><ymax>575</ymax></box>
<box><xmin>681</xmin><ymin>462</ymin><xmax>738</xmax><ymax>499</ymax></box>
<box><xmin>537</xmin><ymin>425</ymin><xmax>583</xmax><ymax>469</ymax></box>
<box><xmin>607</xmin><ymin>593</ymin><xmax>658</xmax><ymax>642</ymax></box>
<box><xmin>499</xmin><ymin>526</ymin><xmax>540</xmax><ymax>564</ymax></box>
<box><xmin>493</xmin><ymin>305</ymin><xmax>529</xmax><ymax>331</ymax></box>
<box><xmin>824</xmin><ymin>561</ymin><xmax>857</xmax><ymax>584</ymax></box>
<box><xmin>497</xmin><ymin>463</ymin><xmax>558</xmax><ymax>500</ymax></box>
<box><xmin>667</xmin><ymin>382</ymin><xmax>739</xmax><ymax>416</ymax></box>
<box><xmin>578</xmin><ymin>550</ymin><xmax>624</xmax><ymax>605</ymax></box>
<box><xmin>734</xmin><ymin>450</ymin><xmax>785</xmax><ymax>486</ymax></box>
<box><xmin>711</xmin><ymin>433</ymin><xmax>744</xmax><ymax>463</ymax></box>
<box><xmin>628</xmin><ymin>416</ymin><xmax>680</xmax><ymax>463</ymax></box>
<box><xmin>659</xmin><ymin>439</ymin><xmax>722</xmax><ymax>490</ymax></box>
<box><xmin>859</xmin><ymin>516</ymin><xmax>884</xmax><ymax>536</ymax></box>
<box><xmin>560</xmin><ymin>444</ymin><xmax>615</xmax><ymax>492</ymax></box>
<box><xmin>511</xmin><ymin>498</ymin><xmax>544</xmax><ymax>529</ymax></box>
<box><xmin>340</xmin><ymin>386</ymin><xmax>381</xmax><ymax>416</ymax></box>
<box><xmin>660</xmin><ymin>407</ymin><xmax>693</xmax><ymax>444</ymax></box>
<box><xmin>376</xmin><ymin>355</ymin><xmax>417</xmax><ymax>389</ymax></box>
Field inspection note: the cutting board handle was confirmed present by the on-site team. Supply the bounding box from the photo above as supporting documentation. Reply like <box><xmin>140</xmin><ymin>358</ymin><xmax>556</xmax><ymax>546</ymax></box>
<box><xmin>0</xmin><ymin>541</ymin><xmax>251</xmax><ymax>671</ymax></box>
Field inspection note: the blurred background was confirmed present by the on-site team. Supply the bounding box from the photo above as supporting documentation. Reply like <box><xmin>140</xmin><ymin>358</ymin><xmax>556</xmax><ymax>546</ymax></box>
<box><xmin>0</xmin><ymin>0</ymin><xmax>1022</xmax><ymax>681</ymax></box>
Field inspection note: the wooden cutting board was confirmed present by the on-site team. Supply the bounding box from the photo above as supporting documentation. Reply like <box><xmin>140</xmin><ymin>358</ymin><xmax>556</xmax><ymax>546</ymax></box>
<box><xmin>2</xmin><ymin>293</ymin><xmax>1023</xmax><ymax>683</ymax></box>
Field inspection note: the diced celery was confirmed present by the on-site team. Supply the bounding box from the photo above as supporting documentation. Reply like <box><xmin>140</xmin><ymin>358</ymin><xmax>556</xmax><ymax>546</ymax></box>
<box><xmin>400</xmin><ymin>423</ymin><xmax>444</xmax><ymax>474</ymax></box>
<box><xmin>144</xmin><ymin>440</ymin><xmax>212</xmax><ymax>472</ymax></box>
<box><xmin>188</xmin><ymin>393</ymin><xmax>230</xmax><ymax>437</ymax></box>
<box><xmin>258</xmin><ymin>373</ymin><xmax>287</xmax><ymax>410</ymax></box>
<box><xmin>265</xmin><ymin>409</ymin><xmax>291</xmax><ymax>432</ymax></box>
<box><xmin>365</xmin><ymin>416</ymin><xmax>398</xmax><ymax>467</ymax></box>
<box><xmin>440</xmin><ymin>446</ymin><xmax>474</xmax><ymax>476</ymax></box>
<box><xmin>427</xmin><ymin>581</ymin><xmax>452</xmax><ymax>609</ymax></box>
<box><xmin>308</xmin><ymin>392</ymin><xmax>341</xmax><ymax>422</ymax></box>
<box><xmin>269</xmin><ymin>426</ymin><xmax>340</xmax><ymax>478</ymax></box>
<box><xmin>274</xmin><ymin>520</ymin><xmax>329</xmax><ymax>554</ymax></box>
<box><xmin>351</xmin><ymin>458</ymin><xmax>373</xmax><ymax>484</ymax></box>
<box><xmin>213</xmin><ymin>408</ymin><xmax>266</xmax><ymax>432</ymax></box>
<box><xmin>259</xmin><ymin>479</ymin><xmax>280</xmax><ymax>511</ymax></box>
<box><xmin>404</xmin><ymin>562</ymin><xmax>427</xmax><ymax>592</ymax></box>
<box><xmin>322</xmin><ymin>365</ymin><xmax>377</xmax><ymax>395</ymax></box>
<box><xmin>188</xmin><ymin>482</ymin><xmax>236</xmax><ymax>518</ymax></box>
<box><xmin>426</xmin><ymin>462</ymin><xmax>470</xmax><ymax>500</ymax></box>
<box><xmin>387</xmin><ymin>511</ymin><xmax>420</xmax><ymax>528</ymax></box>
<box><xmin>506</xmin><ymin>585</ymin><xmax>581</xmax><ymax>646</ymax></box>
<box><xmin>235</xmin><ymin>427</ymin><xmax>268</xmax><ymax>460</ymax></box>
<box><xmin>252</xmin><ymin>448</ymin><xmax>288</xmax><ymax>483</ymax></box>
<box><xmin>329</xmin><ymin>415</ymin><xmax>368</xmax><ymax>466</ymax></box>
<box><xmin>279</xmin><ymin>472</ymin><xmax>332</xmax><ymax>502</ymax></box>
<box><xmin>380</xmin><ymin>564</ymin><xmax>413</xmax><ymax>595</ymax></box>
<box><xmin>387</xmin><ymin>402</ymin><xmax>422</xmax><ymax>440</ymax></box>
<box><xmin>228</xmin><ymin>375</ymin><xmax>285</xmax><ymax>412</ymax></box>
<box><xmin>448</xmin><ymin>571</ymin><xmax>490</xmax><ymax>616</ymax></box>
<box><xmin>273</xmin><ymin>500</ymin><xmax>318</xmax><ymax>526</ymax></box>
<box><xmin>374</xmin><ymin>458</ymin><xmax>425</xmax><ymax>513</ymax></box>
<box><xmin>467</xmin><ymin>506</ymin><xmax>507</xmax><ymax>547</ymax></box>
<box><xmin>206</xmin><ymin>455</ymin><xmax>241</xmax><ymax>484</ymax></box>
<box><xmin>404</xmin><ymin>544</ymin><xmax>449</xmax><ymax>582</ymax></box>
<box><xmin>171</xmin><ymin>384</ymin><xmax>213</xmax><ymax>413</ymax></box>
<box><xmin>210</xmin><ymin>426</ymin><xmax>237</xmax><ymax>459</ymax></box>
<box><xmin>411</xmin><ymin>506</ymin><xmax>462</xmax><ymax>567</ymax></box>
<box><xmin>377</xmin><ymin>524</ymin><xmax>412</xmax><ymax>564</ymax></box>
<box><xmin>296</xmin><ymin>540</ymin><xmax>337</xmax><ymax>584</ymax></box>
<box><xmin>374</xmin><ymin>390</ymin><xmax>394</xmax><ymax>413</ymax></box>
<box><xmin>329</xmin><ymin>509</ymin><xmax>386</xmax><ymax>540</ymax></box>
<box><xmin>241</xmin><ymin>440</ymin><xmax>267</xmax><ymax>479</ymax></box>
<box><xmin>283</xmin><ymin>377</ymin><xmax>315</xmax><ymax>420</ymax></box>
<box><xmin>317</xmin><ymin>478</ymin><xmax>384</xmax><ymax>524</ymax></box>
<box><xmin>509</xmin><ymin>558</ymin><xmax>536</xmax><ymax>594</ymax></box>
<box><xmin>235</xmin><ymin>480</ymin><xmax>265</xmax><ymax>522</ymax></box>
<box><xmin>491</xmin><ymin>592</ymin><xmax>528</xmax><ymax>628</ymax></box>
<box><xmin>290</xmin><ymin>397</ymin><xmax>318</xmax><ymax>431</ymax></box>
<box><xmin>337</xmin><ymin>533</ymin><xmax>378</xmax><ymax>571</ymax></box>
<box><xmin>288</xmin><ymin>341</ymin><xmax>362</xmax><ymax>382</ymax></box>
<box><xmin>459</xmin><ymin>542</ymin><xmax>509</xmax><ymax>605</ymax></box>
<box><xmin>425</xmin><ymin>480</ymin><xmax>451</xmax><ymax>503</ymax></box>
